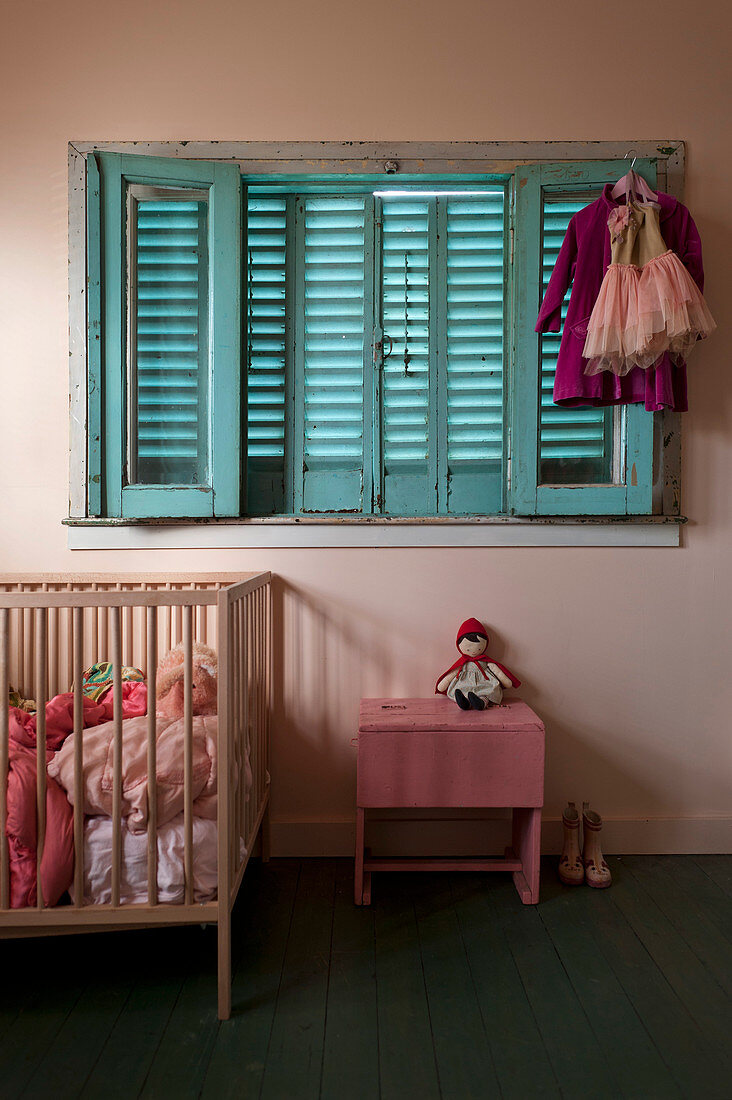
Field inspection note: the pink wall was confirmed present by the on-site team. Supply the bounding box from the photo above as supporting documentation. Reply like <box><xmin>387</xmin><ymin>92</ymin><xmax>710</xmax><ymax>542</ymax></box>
<box><xmin>1</xmin><ymin>0</ymin><xmax>730</xmax><ymax>853</ymax></box>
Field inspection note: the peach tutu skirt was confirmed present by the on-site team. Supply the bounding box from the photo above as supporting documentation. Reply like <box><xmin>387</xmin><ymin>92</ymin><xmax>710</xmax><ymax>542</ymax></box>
<box><xmin>583</xmin><ymin>251</ymin><xmax>716</xmax><ymax>376</ymax></box>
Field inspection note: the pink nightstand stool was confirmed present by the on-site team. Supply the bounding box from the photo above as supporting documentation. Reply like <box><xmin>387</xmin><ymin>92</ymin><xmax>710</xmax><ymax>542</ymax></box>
<box><xmin>355</xmin><ymin>697</ymin><xmax>545</xmax><ymax>906</ymax></box>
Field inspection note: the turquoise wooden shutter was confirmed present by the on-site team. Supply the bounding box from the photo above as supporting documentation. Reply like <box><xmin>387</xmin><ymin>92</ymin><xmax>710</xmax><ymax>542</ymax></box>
<box><xmin>93</xmin><ymin>152</ymin><xmax>241</xmax><ymax>518</ymax></box>
<box><xmin>296</xmin><ymin>196</ymin><xmax>369</xmax><ymax>513</ymax></box>
<box><xmin>511</xmin><ymin>160</ymin><xmax>654</xmax><ymax>515</ymax></box>
<box><xmin>244</xmin><ymin>180</ymin><xmax>507</xmax><ymax>517</ymax></box>
<box><xmin>246</xmin><ymin>194</ymin><xmax>288</xmax><ymax>514</ymax></box>
<box><xmin>380</xmin><ymin>196</ymin><xmax>433</xmax><ymax>514</ymax></box>
<box><xmin>378</xmin><ymin>189</ymin><xmax>506</xmax><ymax>515</ymax></box>
<box><xmin>444</xmin><ymin>193</ymin><xmax>505</xmax><ymax>514</ymax></box>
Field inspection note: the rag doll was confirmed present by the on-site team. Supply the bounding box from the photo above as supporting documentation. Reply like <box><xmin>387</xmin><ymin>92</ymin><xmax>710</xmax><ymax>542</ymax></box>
<box><xmin>156</xmin><ymin>642</ymin><xmax>218</xmax><ymax>718</ymax></box>
<box><xmin>435</xmin><ymin>617</ymin><xmax>521</xmax><ymax>710</ymax></box>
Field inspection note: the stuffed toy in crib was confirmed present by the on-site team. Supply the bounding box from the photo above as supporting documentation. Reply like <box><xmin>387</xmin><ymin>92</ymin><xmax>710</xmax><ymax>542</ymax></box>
<box><xmin>435</xmin><ymin>617</ymin><xmax>521</xmax><ymax>710</ymax></box>
<box><xmin>156</xmin><ymin>642</ymin><xmax>218</xmax><ymax>718</ymax></box>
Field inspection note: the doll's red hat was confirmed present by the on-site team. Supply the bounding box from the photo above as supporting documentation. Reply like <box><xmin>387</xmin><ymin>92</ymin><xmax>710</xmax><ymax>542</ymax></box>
<box><xmin>455</xmin><ymin>618</ymin><xmax>488</xmax><ymax>646</ymax></box>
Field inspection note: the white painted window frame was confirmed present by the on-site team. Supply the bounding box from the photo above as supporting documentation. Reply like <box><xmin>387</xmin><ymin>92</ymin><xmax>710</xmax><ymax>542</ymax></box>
<box><xmin>67</xmin><ymin>140</ymin><xmax>685</xmax><ymax>548</ymax></box>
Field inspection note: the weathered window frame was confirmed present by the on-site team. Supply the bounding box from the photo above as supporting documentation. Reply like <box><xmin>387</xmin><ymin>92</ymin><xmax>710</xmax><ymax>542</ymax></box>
<box><xmin>68</xmin><ymin>140</ymin><xmax>685</xmax><ymax>535</ymax></box>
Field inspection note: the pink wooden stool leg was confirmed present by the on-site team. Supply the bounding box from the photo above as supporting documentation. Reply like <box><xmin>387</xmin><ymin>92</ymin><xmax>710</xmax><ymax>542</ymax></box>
<box><xmin>512</xmin><ymin>807</ymin><xmax>541</xmax><ymax>905</ymax></box>
<box><xmin>355</xmin><ymin>807</ymin><xmax>365</xmax><ymax>905</ymax></box>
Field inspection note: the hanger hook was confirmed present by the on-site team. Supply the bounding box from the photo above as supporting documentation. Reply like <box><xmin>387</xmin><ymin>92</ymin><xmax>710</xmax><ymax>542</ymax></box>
<box><xmin>624</xmin><ymin>148</ymin><xmax>638</xmax><ymax>170</ymax></box>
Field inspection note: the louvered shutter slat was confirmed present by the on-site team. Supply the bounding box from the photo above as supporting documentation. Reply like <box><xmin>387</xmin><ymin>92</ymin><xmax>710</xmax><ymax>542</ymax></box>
<box><xmin>381</xmin><ymin>199</ymin><xmax>430</xmax><ymax>474</ymax></box>
<box><xmin>132</xmin><ymin>201</ymin><xmax>208</xmax><ymax>480</ymax></box>
<box><xmin>304</xmin><ymin>198</ymin><xmax>365</xmax><ymax>470</ymax></box>
<box><xmin>539</xmin><ymin>200</ymin><xmax>612</xmax><ymax>483</ymax></box>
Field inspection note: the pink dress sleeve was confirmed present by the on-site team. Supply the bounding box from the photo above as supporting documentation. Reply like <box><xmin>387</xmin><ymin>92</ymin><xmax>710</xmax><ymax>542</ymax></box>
<box><xmin>536</xmin><ymin>215</ymin><xmax>578</xmax><ymax>333</ymax></box>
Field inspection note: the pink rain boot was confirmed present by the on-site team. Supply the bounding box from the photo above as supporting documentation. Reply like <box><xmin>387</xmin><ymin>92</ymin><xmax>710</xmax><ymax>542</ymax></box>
<box><xmin>582</xmin><ymin>802</ymin><xmax>612</xmax><ymax>888</ymax></box>
<box><xmin>558</xmin><ymin>802</ymin><xmax>584</xmax><ymax>885</ymax></box>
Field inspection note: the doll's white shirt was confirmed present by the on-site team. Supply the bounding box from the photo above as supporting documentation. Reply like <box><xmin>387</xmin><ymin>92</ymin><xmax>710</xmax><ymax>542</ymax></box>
<box><xmin>446</xmin><ymin>662</ymin><xmax>503</xmax><ymax>705</ymax></box>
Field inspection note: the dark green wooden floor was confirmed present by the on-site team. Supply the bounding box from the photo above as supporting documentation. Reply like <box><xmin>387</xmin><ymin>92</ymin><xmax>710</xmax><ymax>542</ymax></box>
<box><xmin>1</xmin><ymin>855</ymin><xmax>731</xmax><ymax>1099</ymax></box>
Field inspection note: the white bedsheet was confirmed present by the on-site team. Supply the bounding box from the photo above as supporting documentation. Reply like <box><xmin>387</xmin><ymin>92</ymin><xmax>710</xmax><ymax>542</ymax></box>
<box><xmin>71</xmin><ymin>813</ymin><xmax>231</xmax><ymax>905</ymax></box>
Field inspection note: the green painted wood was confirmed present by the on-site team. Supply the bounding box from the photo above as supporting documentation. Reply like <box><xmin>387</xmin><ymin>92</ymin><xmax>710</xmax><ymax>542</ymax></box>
<box><xmin>512</xmin><ymin>159</ymin><xmax>657</xmax><ymax>517</ymax></box>
<box><xmin>578</xmin><ymin>866</ymin><xmax>731</xmax><ymax>1098</ymax></box>
<box><xmin>371</xmin><ymin>197</ymin><xmax>384</xmax><ymax>512</ymax></box>
<box><xmin>0</xmin><ymin>939</ymin><xmax>89</xmax><ymax>1097</ymax></box>
<box><xmin>433</xmin><ymin>200</ymin><xmax>448</xmax><ymax>514</ymax></box>
<box><xmin>21</xmin><ymin>951</ymin><xmax>135</xmax><ymax>1100</ymax></box>
<box><xmin>511</xmin><ymin>165</ymin><xmax>542</xmax><ymax>515</ymax></box>
<box><xmin>95</xmin><ymin>152</ymin><xmax>241</xmax><ymax>519</ymax></box>
<box><xmin>139</xmin><ymin>929</ymin><xmax>221</xmax><ymax>1099</ymax></box>
<box><xmin>413</xmin><ymin>873</ymin><xmax>500</xmax><ymax>1100</ymax></box>
<box><xmin>451</xmin><ymin>873</ymin><xmax>560</xmax><ymax>1100</ymax></box>
<box><xmin>99</xmin><ymin>151</ymin><xmax>124</xmax><ymax>518</ymax></box>
<box><xmin>538</xmin><ymin>870</ymin><xmax>683</xmax><ymax>1100</ymax></box>
<box><xmin>283</xmin><ymin>195</ymin><xmax>297</xmax><ymax>513</ymax></box>
<box><xmin>320</xmin><ymin>862</ymin><xmax>379</xmax><ymax>1100</ymax></box>
<box><xmin>605</xmin><ymin>856</ymin><xmax>732</xmax><ymax>1056</ymax></box>
<box><xmin>374</xmin><ymin>874</ymin><xmax>441</xmax><ymax>1100</ymax></box>
<box><xmin>292</xmin><ymin>198</ymin><xmax>306</xmax><ymax>514</ymax></box>
<box><xmin>80</xmin><ymin>936</ymin><xmax>186</xmax><ymax>1100</ymax></box>
<box><xmin>86</xmin><ymin>152</ymin><xmax>103</xmax><ymax>517</ymax></box>
<box><xmin>0</xmin><ymin>940</ymin><xmax>48</xmax><ymax>1047</ymax></box>
<box><xmin>361</xmin><ymin>195</ymin><xmax>376</xmax><ymax>514</ymax></box>
<box><xmin>445</xmin><ymin>192</ymin><xmax>506</xmax><ymax>515</ymax></box>
<box><xmin>258</xmin><ymin>859</ymin><xmax>336</xmax><ymax>1100</ymax></box>
<box><xmin>201</xmin><ymin>859</ymin><xmax>301</xmax><ymax>1100</ymax></box>
<box><xmin>488</xmin><ymin>876</ymin><xmax>621</xmax><ymax>1099</ymax></box>
<box><xmin>665</xmin><ymin>855</ymin><xmax>732</xmax><ymax>944</ymax></box>
<box><xmin>693</xmin><ymin>854</ymin><xmax>732</xmax><ymax>897</ymax></box>
<box><xmin>209</xmin><ymin>161</ymin><xmax>242</xmax><ymax>517</ymax></box>
<box><xmin>621</xmin><ymin>856</ymin><xmax>732</xmax><ymax>996</ymax></box>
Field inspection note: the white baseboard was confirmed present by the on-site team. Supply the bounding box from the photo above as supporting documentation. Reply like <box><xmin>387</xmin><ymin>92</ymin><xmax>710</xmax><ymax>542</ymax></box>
<box><xmin>270</xmin><ymin>814</ymin><xmax>732</xmax><ymax>858</ymax></box>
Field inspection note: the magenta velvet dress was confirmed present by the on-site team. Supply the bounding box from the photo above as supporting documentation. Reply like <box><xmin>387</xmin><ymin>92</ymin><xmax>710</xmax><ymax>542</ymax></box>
<box><xmin>536</xmin><ymin>185</ymin><xmax>706</xmax><ymax>411</ymax></box>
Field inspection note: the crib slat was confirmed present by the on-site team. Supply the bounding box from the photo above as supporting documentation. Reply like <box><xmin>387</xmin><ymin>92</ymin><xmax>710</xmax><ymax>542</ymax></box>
<box><xmin>73</xmin><ymin>607</ymin><xmax>84</xmax><ymax>906</ymax></box>
<box><xmin>147</xmin><ymin>606</ymin><xmax>158</xmax><ymax>906</ymax></box>
<box><xmin>183</xmin><ymin>605</ymin><xmax>193</xmax><ymax>906</ymax></box>
<box><xmin>0</xmin><ymin>608</ymin><xmax>9</xmax><ymax>908</ymax></box>
<box><xmin>242</xmin><ymin>596</ymin><xmax>248</xmax><ymax>855</ymax></box>
<box><xmin>35</xmin><ymin>608</ymin><xmax>47</xmax><ymax>910</ymax></box>
<box><xmin>111</xmin><ymin>608</ymin><xmax>122</xmax><ymax>908</ymax></box>
<box><xmin>217</xmin><ymin>587</ymin><xmax>232</xmax><ymax>1018</ymax></box>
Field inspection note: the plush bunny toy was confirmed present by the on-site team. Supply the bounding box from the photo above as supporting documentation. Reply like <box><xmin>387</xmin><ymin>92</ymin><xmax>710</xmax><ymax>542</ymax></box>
<box><xmin>156</xmin><ymin>642</ymin><xmax>218</xmax><ymax>718</ymax></box>
<box><xmin>435</xmin><ymin>617</ymin><xmax>521</xmax><ymax>710</ymax></box>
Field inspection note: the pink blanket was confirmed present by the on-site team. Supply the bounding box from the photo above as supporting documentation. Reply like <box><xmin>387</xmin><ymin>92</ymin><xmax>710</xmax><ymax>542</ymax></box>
<box><xmin>49</xmin><ymin>714</ymin><xmax>218</xmax><ymax>834</ymax></box>
<box><xmin>4</xmin><ymin>683</ymin><xmax>147</xmax><ymax>908</ymax></box>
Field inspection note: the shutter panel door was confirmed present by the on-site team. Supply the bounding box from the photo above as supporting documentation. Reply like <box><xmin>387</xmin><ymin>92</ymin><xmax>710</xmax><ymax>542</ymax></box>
<box><xmin>445</xmin><ymin>193</ymin><xmax>505</xmax><ymax>514</ymax></box>
<box><xmin>299</xmin><ymin>197</ymin><xmax>367</xmax><ymax>513</ymax></box>
<box><xmin>97</xmin><ymin>153</ymin><xmax>241</xmax><ymax>518</ymax></box>
<box><xmin>512</xmin><ymin>160</ymin><xmax>654</xmax><ymax>515</ymax></box>
<box><xmin>247</xmin><ymin>195</ymin><xmax>288</xmax><ymax>514</ymax></box>
<box><xmin>539</xmin><ymin>199</ymin><xmax>613</xmax><ymax>485</ymax></box>
<box><xmin>380</xmin><ymin>198</ymin><xmax>433</xmax><ymax>514</ymax></box>
<box><xmin>133</xmin><ymin>198</ymin><xmax>208</xmax><ymax>487</ymax></box>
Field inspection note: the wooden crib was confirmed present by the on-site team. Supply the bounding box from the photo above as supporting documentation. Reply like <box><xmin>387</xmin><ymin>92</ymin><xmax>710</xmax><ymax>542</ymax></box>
<box><xmin>0</xmin><ymin>573</ymin><xmax>271</xmax><ymax>1019</ymax></box>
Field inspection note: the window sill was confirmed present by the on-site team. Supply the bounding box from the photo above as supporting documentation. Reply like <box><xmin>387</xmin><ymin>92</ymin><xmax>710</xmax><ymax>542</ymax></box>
<box><xmin>64</xmin><ymin>515</ymin><xmax>684</xmax><ymax>549</ymax></box>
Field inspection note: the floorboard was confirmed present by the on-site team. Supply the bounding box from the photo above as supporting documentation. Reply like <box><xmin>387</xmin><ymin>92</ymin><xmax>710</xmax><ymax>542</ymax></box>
<box><xmin>606</xmin><ymin>857</ymin><xmax>732</xmax><ymax>1057</ymax></box>
<box><xmin>579</xmin><ymin>866</ymin><xmax>731</xmax><ymax>1100</ymax></box>
<box><xmin>621</xmin><ymin>855</ymin><xmax>732</xmax><ymax>997</ymax></box>
<box><xmin>320</xmin><ymin>862</ymin><xmax>379</xmax><ymax>1100</ymax></box>
<box><xmin>693</xmin><ymin>854</ymin><xmax>732</xmax><ymax>897</ymax></box>
<box><xmin>373</xmin><ymin>874</ymin><xmax>441</xmax><ymax>1100</ymax></box>
<box><xmin>0</xmin><ymin>855</ymin><xmax>730</xmax><ymax>1099</ymax></box>
<box><xmin>200</xmin><ymin>859</ymin><xmax>301</xmax><ymax>1100</ymax></box>
<box><xmin>487</xmin><ymin>875</ymin><xmax>622</xmax><ymax>1100</ymax></box>
<box><xmin>451</xmin><ymin>872</ymin><xmax>561</xmax><ymax>1100</ymax></box>
<box><xmin>538</xmin><ymin>865</ymin><xmax>682</xmax><ymax>1100</ymax></box>
<box><xmin>258</xmin><ymin>859</ymin><xmax>336</xmax><ymax>1100</ymax></box>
